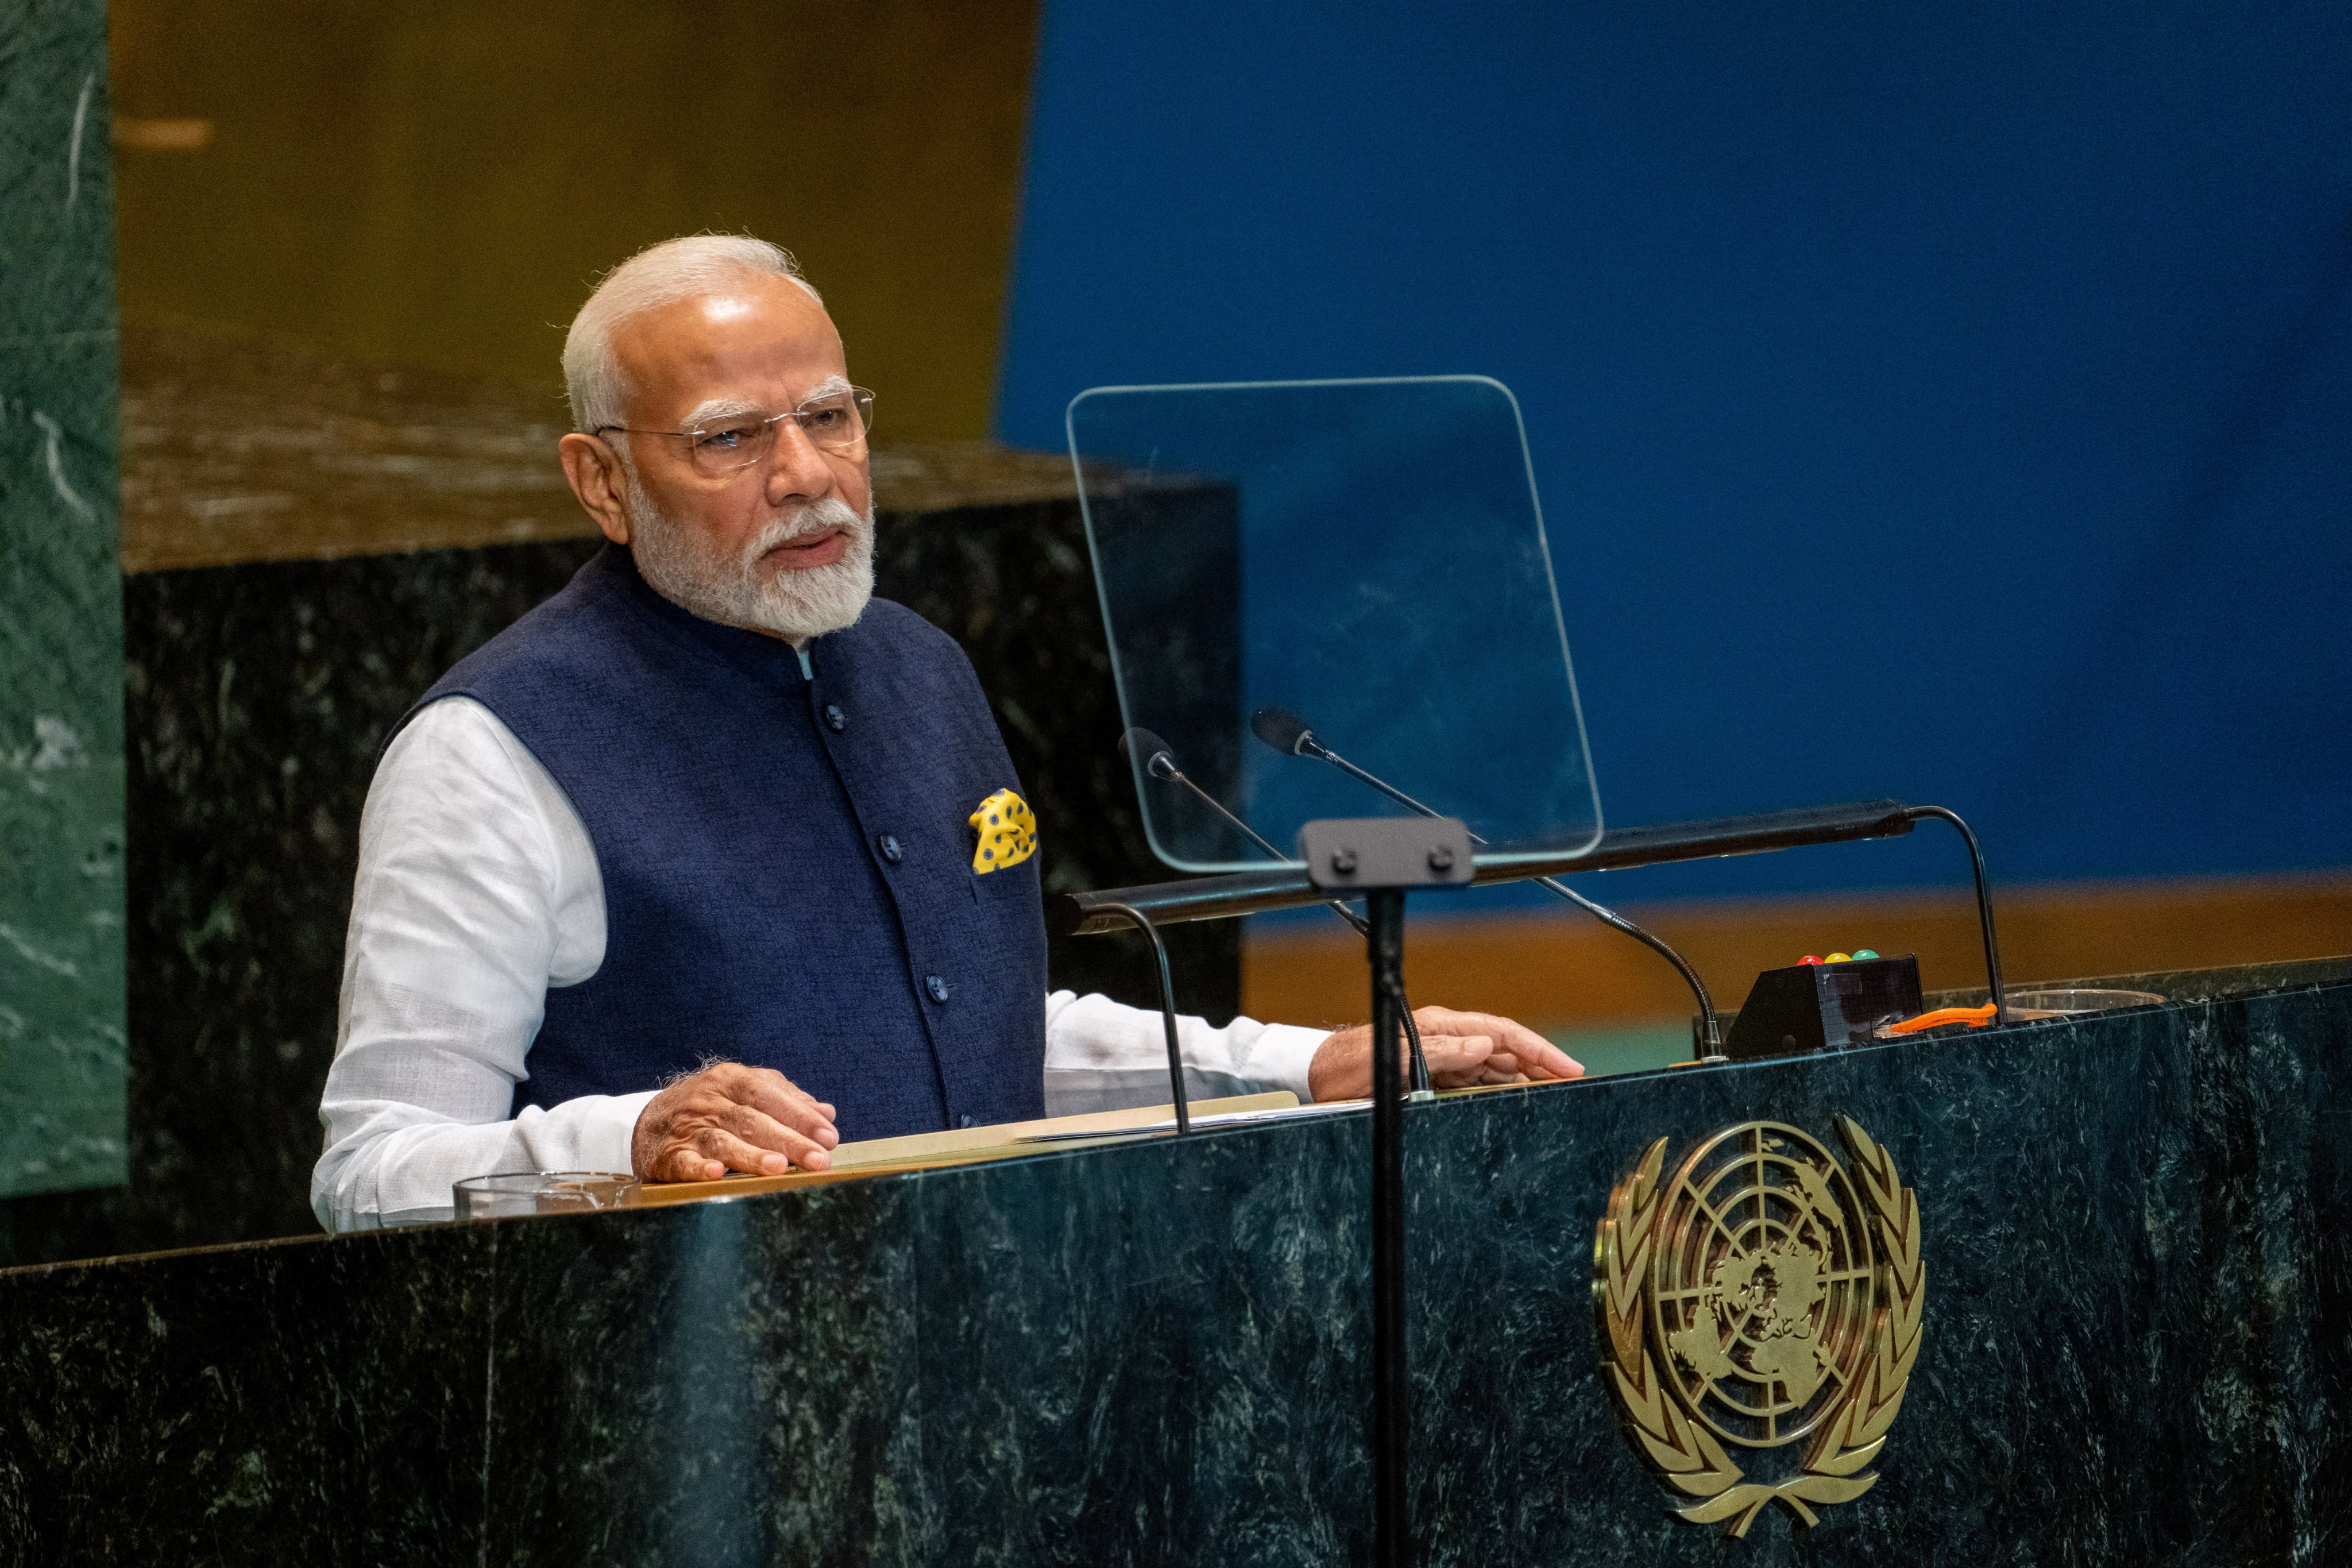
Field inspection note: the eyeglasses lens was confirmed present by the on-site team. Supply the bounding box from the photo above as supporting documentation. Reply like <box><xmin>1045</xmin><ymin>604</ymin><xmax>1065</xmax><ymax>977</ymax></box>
<box><xmin>688</xmin><ymin>391</ymin><xmax>874</xmax><ymax>473</ymax></box>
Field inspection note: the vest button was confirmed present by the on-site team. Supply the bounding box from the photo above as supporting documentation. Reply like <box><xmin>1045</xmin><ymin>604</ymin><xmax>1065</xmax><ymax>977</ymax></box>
<box><xmin>960</xmin><ymin>1114</ymin><xmax>975</xmax><ymax>1129</ymax></box>
<box><xmin>925</xmin><ymin>974</ymin><xmax>950</xmax><ymax>1003</ymax></box>
<box><xmin>823</xmin><ymin>704</ymin><xmax>847</xmax><ymax>732</ymax></box>
<box><xmin>878</xmin><ymin>833</ymin><xmax>903</xmax><ymax>864</ymax></box>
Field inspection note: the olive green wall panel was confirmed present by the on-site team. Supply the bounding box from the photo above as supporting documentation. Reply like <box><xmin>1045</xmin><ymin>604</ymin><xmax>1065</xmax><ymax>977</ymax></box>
<box><xmin>109</xmin><ymin>0</ymin><xmax>1041</xmax><ymax>441</ymax></box>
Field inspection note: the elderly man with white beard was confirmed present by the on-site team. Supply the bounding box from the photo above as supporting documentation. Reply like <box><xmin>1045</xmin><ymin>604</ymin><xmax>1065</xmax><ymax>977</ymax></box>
<box><xmin>312</xmin><ymin>235</ymin><xmax>1579</xmax><ymax>1226</ymax></box>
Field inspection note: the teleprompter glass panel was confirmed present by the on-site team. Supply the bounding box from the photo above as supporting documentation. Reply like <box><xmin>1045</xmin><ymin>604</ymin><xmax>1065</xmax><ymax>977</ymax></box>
<box><xmin>1067</xmin><ymin>377</ymin><xmax>1601</xmax><ymax>875</ymax></box>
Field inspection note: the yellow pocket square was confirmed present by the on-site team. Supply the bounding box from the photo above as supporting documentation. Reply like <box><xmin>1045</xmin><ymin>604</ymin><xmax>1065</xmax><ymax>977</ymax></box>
<box><xmin>970</xmin><ymin>788</ymin><xmax>1037</xmax><ymax>874</ymax></box>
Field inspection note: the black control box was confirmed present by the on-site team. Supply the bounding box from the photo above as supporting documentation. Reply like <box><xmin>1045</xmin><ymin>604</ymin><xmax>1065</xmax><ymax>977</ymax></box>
<box><xmin>1724</xmin><ymin>955</ymin><xmax>1924</xmax><ymax>1060</ymax></box>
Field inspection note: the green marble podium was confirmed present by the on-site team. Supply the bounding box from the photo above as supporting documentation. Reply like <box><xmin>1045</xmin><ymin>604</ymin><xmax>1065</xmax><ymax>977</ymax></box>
<box><xmin>3</xmin><ymin>957</ymin><xmax>2348</xmax><ymax>1565</ymax></box>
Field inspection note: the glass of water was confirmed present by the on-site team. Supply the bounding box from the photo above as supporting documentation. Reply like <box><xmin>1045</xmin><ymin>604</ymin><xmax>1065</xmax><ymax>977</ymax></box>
<box><xmin>452</xmin><ymin>1171</ymin><xmax>635</xmax><ymax>1221</ymax></box>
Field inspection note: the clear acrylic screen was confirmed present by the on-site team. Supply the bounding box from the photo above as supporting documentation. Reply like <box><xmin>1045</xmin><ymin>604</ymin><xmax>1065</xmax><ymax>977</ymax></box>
<box><xmin>1068</xmin><ymin>377</ymin><xmax>1602</xmax><ymax>874</ymax></box>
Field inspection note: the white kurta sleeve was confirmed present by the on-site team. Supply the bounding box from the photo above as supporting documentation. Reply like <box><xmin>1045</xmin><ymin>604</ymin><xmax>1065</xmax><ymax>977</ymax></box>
<box><xmin>311</xmin><ymin>698</ymin><xmax>646</xmax><ymax>1229</ymax></box>
<box><xmin>1040</xmin><ymin>990</ymin><xmax>1330</xmax><ymax>1117</ymax></box>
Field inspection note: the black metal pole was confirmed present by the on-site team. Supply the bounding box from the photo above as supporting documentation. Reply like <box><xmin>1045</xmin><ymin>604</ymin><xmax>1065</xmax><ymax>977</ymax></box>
<box><xmin>1055</xmin><ymin>798</ymin><xmax>1922</xmax><ymax>934</ymax></box>
<box><xmin>1367</xmin><ymin>886</ymin><xmax>1408</xmax><ymax>1567</ymax></box>
<box><xmin>1533</xmin><ymin>874</ymin><xmax>1721</xmax><ymax>1053</ymax></box>
<box><xmin>1903</xmin><ymin>806</ymin><xmax>2007</xmax><ymax>1027</ymax></box>
<box><xmin>1091</xmin><ymin>901</ymin><xmax>1191</xmax><ymax>1134</ymax></box>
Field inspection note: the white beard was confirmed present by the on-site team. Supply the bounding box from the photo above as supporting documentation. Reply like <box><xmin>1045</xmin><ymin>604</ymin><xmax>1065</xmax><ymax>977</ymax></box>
<box><xmin>623</xmin><ymin>473</ymin><xmax>875</xmax><ymax>642</ymax></box>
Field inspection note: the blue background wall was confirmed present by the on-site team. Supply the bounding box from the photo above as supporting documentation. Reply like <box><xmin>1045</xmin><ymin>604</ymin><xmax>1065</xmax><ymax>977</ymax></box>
<box><xmin>997</xmin><ymin>2</ymin><xmax>2352</xmax><ymax>900</ymax></box>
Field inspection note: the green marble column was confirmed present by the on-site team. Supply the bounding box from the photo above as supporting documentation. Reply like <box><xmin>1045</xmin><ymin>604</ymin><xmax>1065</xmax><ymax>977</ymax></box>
<box><xmin>0</xmin><ymin>0</ymin><xmax>127</xmax><ymax>1196</ymax></box>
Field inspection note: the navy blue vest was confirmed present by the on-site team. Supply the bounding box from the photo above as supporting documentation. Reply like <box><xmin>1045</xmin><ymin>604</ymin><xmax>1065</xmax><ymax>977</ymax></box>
<box><xmin>405</xmin><ymin>544</ymin><xmax>1047</xmax><ymax>1140</ymax></box>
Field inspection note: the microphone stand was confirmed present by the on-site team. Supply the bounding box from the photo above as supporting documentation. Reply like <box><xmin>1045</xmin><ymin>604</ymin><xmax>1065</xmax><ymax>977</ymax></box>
<box><xmin>1905</xmin><ymin>805</ymin><xmax>2007</xmax><ymax>1025</ymax></box>
<box><xmin>1293</xmin><ymin>814</ymin><xmax>1474</xmax><ymax>1568</ymax></box>
<box><xmin>1086</xmin><ymin>901</ymin><xmax>1191</xmax><ymax>1136</ymax></box>
<box><xmin>1265</xmin><ymin>719</ymin><xmax>1725</xmax><ymax>1056</ymax></box>
<box><xmin>1366</xmin><ymin>885</ymin><xmax>1409</xmax><ymax>1567</ymax></box>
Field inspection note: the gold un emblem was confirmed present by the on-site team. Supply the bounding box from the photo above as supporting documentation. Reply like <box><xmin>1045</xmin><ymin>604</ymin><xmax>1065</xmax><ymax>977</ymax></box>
<box><xmin>1593</xmin><ymin>1117</ymin><xmax>1924</xmax><ymax>1536</ymax></box>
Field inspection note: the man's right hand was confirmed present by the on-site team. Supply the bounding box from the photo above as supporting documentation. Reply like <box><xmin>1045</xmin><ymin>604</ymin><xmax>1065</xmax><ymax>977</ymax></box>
<box><xmin>630</xmin><ymin>1062</ymin><xmax>840</xmax><ymax>1181</ymax></box>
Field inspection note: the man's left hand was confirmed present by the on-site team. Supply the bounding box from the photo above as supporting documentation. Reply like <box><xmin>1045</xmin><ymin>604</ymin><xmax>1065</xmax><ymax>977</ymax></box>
<box><xmin>1307</xmin><ymin>1006</ymin><xmax>1584</xmax><ymax>1102</ymax></box>
<box><xmin>631</xmin><ymin>1061</ymin><xmax>840</xmax><ymax>1181</ymax></box>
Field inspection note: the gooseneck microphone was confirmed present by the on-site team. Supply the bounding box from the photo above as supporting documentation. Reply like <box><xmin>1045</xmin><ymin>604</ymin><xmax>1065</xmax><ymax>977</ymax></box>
<box><xmin>1121</xmin><ymin>725</ymin><xmax>1436</xmax><ymax>1093</ymax></box>
<box><xmin>1249</xmin><ymin>706</ymin><xmax>1725</xmax><ymax>1053</ymax></box>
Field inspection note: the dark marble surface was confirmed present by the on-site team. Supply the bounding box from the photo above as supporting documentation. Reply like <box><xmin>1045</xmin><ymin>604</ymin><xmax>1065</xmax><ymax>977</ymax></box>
<box><xmin>912</xmin><ymin>1107</ymin><xmax>1367</xmax><ymax>1563</ymax></box>
<box><xmin>486</xmin><ymin>1183</ymin><xmax>927</xmax><ymax>1566</ymax></box>
<box><xmin>2</xmin><ymin>959</ymin><xmax>2346</xmax><ymax>1563</ymax></box>
<box><xmin>0</xmin><ymin>1223</ymin><xmax>492</xmax><ymax>1564</ymax></box>
<box><xmin>0</xmin><ymin>0</ymin><xmax>128</xmax><ymax>1198</ymax></box>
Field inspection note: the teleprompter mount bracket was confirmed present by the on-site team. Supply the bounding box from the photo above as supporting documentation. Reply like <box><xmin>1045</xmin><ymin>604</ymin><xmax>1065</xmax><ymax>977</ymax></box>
<box><xmin>1299</xmin><ymin>816</ymin><xmax>1476</xmax><ymax>892</ymax></box>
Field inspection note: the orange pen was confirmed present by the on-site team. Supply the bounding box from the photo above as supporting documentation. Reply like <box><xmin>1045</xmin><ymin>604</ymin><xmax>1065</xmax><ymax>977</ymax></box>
<box><xmin>1882</xmin><ymin>1003</ymin><xmax>1999</xmax><ymax>1036</ymax></box>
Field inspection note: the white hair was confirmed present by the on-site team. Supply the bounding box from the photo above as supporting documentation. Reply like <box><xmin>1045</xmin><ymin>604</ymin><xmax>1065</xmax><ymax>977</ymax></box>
<box><xmin>562</xmin><ymin>234</ymin><xmax>822</xmax><ymax>434</ymax></box>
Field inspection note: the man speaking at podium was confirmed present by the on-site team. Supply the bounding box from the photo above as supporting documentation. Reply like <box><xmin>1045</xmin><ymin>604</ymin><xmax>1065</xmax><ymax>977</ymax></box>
<box><xmin>311</xmin><ymin>236</ymin><xmax>1579</xmax><ymax>1227</ymax></box>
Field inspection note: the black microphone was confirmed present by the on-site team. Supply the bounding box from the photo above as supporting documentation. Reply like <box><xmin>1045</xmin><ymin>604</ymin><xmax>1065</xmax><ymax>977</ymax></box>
<box><xmin>1251</xmin><ymin>707</ymin><xmax>1457</xmax><ymax>819</ymax></box>
<box><xmin>1122</xmin><ymin>727</ymin><xmax>1436</xmax><ymax>1092</ymax></box>
<box><xmin>1247</xmin><ymin>705</ymin><xmax>1725</xmax><ymax>1054</ymax></box>
<box><xmin>1250</xmin><ymin>705</ymin><xmax>1322</xmax><ymax>758</ymax></box>
<box><xmin>1120</xmin><ymin>725</ymin><xmax>1181</xmax><ymax>783</ymax></box>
